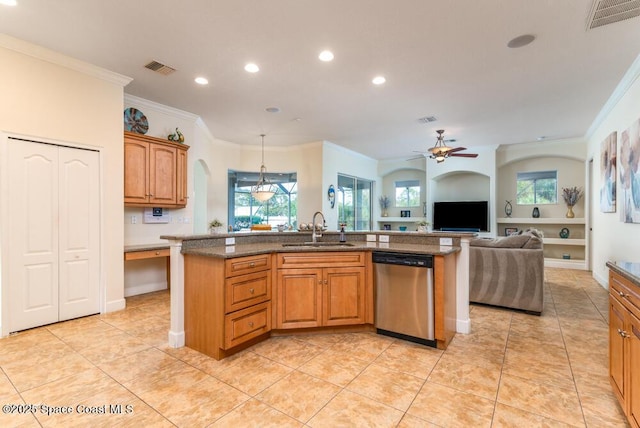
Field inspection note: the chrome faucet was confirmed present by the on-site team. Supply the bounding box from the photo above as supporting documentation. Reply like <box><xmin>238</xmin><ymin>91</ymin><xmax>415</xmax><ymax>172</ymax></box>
<box><xmin>311</xmin><ymin>211</ymin><xmax>326</xmax><ymax>244</ymax></box>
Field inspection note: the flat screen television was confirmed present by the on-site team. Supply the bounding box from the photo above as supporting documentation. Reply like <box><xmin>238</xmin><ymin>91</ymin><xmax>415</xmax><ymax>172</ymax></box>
<box><xmin>433</xmin><ymin>201</ymin><xmax>488</xmax><ymax>232</ymax></box>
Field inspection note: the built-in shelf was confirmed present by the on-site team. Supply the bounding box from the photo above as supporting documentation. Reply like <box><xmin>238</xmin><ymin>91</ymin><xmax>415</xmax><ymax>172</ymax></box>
<box><xmin>497</xmin><ymin>217</ymin><xmax>587</xmax><ymax>270</ymax></box>
<box><xmin>543</xmin><ymin>238</ymin><xmax>585</xmax><ymax>246</ymax></box>
<box><xmin>377</xmin><ymin>217</ymin><xmax>426</xmax><ymax>223</ymax></box>
<box><xmin>497</xmin><ymin>217</ymin><xmax>585</xmax><ymax>224</ymax></box>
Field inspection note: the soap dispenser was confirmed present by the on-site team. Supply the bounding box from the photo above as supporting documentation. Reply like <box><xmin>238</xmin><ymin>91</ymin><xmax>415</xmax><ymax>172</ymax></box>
<box><xmin>339</xmin><ymin>223</ymin><xmax>346</xmax><ymax>242</ymax></box>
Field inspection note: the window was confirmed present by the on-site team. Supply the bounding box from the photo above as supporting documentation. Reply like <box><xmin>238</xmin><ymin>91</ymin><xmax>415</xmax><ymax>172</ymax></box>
<box><xmin>337</xmin><ymin>174</ymin><xmax>372</xmax><ymax>231</ymax></box>
<box><xmin>395</xmin><ymin>180</ymin><xmax>421</xmax><ymax>207</ymax></box>
<box><xmin>516</xmin><ymin>170</ymin><xmax>557</xmax><ymax>204</ymax></box>
<box><xmin>228</xmin><ymin>170</ymin><xmax>297</xmax><ymax>230</ymax></box>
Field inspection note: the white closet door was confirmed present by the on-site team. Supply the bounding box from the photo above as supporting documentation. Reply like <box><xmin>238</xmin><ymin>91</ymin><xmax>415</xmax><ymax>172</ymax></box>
<box><xmin>8</xmin><ymin>140</ymin><xmax>60</xmax><ymax>332</ymax></box>
<box><xmin>58</xmin><ymin>147</ymin><xmax>100</xmax><ymax>321</ymax></box>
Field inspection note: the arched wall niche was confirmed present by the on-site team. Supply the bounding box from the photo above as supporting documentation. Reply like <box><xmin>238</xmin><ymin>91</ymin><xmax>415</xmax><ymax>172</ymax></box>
<box><xmin>431</xmin><ymin>171</ymin><xmax>491</xmax><ymax>202</ymax></box>
<box><xmin>380</xmin><ymin>167</ymin><xmax>427</xmax><ymax>218</ymax></box>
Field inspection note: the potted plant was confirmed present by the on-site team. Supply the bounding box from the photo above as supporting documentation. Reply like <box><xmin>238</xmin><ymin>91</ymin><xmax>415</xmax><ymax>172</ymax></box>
<box><xmin>416</xmin><ymin>219</ymin><xmax>430</xmax><ymax>232</ymax></box>
<box><xmin>561</xmin><ymin>186</ymin><xmax>583</xmax><ymax>218</ymax></box>
<box><xmin>208</xmin><ymin>219</ymin><xmax>226</xmax><ymax>234</ymax></box>
<box><xmin>379</xmin><ymin>195</ymin><xmax>390</xmax><ymax>217</ymax></box>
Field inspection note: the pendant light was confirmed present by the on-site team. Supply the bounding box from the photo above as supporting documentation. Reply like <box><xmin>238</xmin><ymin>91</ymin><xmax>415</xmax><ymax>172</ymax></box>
<box><xmin>251</xmin><ymin>134</ymin><xmax>276</xmax><ymax>202</ymax></box>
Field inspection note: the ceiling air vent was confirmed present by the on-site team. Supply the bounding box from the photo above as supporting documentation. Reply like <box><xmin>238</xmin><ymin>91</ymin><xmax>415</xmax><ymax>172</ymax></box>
<box><xmin>144</xmin><ymin>60</ymin><xmax>176</xmax><ymax>75</ymax></box>
<box><xmin>418</xmin><ymin>116</ymin><xmax>437</xmax><ymax>124</ymax></box>
<box><xmin>587</xmin><ymin>0</ymin><xmax>640</xmax><ymax>30</ymax></box>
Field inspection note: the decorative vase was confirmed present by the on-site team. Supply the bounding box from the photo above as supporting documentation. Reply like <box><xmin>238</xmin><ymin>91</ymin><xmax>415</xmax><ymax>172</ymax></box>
<box><xmin>532</xmin><ymin>207</ymin><xmax>540</xmax><ymax>218</ymax></box>
<box><xmin>504</xmin><ymin>200</ymin><xmax>512</xmax><ymax>218</ymax></box>
<box><xmin>210</xmin><ymin>226</ymin><xmax>226</xmax><ymax>234</ymax></box>
<box><xmin>382</xmin><ymin>210</ymin><xmax>388</xmax><ymax>217</ymax></box>
<box><xmin>566</xmin><ymin>205</ymin><xmax>575</xmax><ymax>218</ymax></box>
<box><xmin>418</xmin><ymin>225</ymin><xmax>428</xmax><ymax>233</ymax></box>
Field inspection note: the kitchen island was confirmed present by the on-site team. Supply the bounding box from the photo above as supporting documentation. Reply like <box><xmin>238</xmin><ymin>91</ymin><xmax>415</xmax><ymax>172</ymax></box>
<box><xmin>161</xmin><ymin>231</ymin><xmax>473</xmax><ymax>359</ymax></box>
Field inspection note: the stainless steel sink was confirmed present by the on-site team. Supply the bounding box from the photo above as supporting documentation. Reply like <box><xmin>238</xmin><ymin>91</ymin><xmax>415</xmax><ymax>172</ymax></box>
<box><xmin>281</xmin><ymin>242</ymin><xmax>355</xmax><ymax>247</ymax></box>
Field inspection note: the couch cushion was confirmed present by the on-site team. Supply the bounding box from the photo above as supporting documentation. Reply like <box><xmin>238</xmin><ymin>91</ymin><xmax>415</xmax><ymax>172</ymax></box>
<box><xmin>470</xmin><ymin>234</ymin><xmax>532</xmax><ymax>248</ymax></box>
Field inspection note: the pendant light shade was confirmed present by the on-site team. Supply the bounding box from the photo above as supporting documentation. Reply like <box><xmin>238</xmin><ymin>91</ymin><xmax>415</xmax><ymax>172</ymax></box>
<box><xmin>428</xmin><ymin>129</ymin><xmax>453</xmax><ymax>162</ymax></box>
<box><xmin>251</xmin><ymin>134</ymin><xmax>275</xmax><ymax>202</ymax></box>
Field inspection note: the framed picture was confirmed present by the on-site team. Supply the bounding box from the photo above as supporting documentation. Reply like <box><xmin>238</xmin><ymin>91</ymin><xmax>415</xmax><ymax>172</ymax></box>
<box><xmin>505</xmin><ymin>227</ymin><xmax>519</xmax><ymax>236</ymax></box>
<box><xmin>400</xmin><ymin>210</ymin><xmax>411</xmax><ymax>217</ymax></box>
<box><xmin>383</xmin><ymin>224</ymin><xmax>391</xmax><ymax>230</ymax></box>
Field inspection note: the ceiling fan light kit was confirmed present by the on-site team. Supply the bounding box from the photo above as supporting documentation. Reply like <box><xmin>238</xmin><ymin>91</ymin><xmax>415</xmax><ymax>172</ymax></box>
<box><xmin>427</xmin><ymin>130</ymin><xmax>478</xmax><ymax>163</ymax></box>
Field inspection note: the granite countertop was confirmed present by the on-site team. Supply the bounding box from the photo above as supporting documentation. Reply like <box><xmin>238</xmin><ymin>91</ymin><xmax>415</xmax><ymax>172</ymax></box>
<box><xmin>182</xmin><ymin>241</ymin><xmax>460</xmax><ymax>259</ymax></box>
<box><xmin>607</xmin><ymin>261</ymin><xmax>640</xmax><ymax>288</ymax></box>
<box><xmin>124</xmin><ymin>243</ymin><xmax>170</xmax><ymax>253</ymax></box>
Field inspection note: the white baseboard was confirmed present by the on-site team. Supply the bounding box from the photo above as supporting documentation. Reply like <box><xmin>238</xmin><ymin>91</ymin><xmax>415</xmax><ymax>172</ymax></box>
<box><xmin>168</xmin><ymin>330</ymin><xmax>185</xmax><ymax>348</ymax></box>
<box><xmin>105</xmin><ymin>298</ymin><xmax>126</xmax><ymax>313</ymax></box>
<box><xmin>124</xmin><ymin>281</ymin><xmax>168</xmax><ymax>297</ymax></box>
<box><xmin>457</xmin><ymin>318</ymin><xmax>471</xmax><ymax>334</ymax></box>
<box><xmin>593</xmin><ymin>271</ymin><xmax>609</xmax><ymax>290</ymax></box>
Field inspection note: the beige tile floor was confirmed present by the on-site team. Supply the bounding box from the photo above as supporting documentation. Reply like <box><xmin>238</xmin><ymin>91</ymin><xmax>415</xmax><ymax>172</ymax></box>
<box><xmin>0</xmin><ymin>268</ymin><xmax>629</xmax><ymax>427</ymax></box>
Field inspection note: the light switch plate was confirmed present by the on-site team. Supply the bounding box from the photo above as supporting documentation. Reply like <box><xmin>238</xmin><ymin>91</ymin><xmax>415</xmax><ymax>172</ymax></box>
<box><xmin>225</xmin><ymin>237</ymin><xmax>235</xmax><ymax>246</ymax></box>
<box><xmin>379</xmin><ymin>235</ymin><xmax>390</xmax><ymax>243</ymax></box>
<box><xmin>440</xmin><ymin>237</ymin><xmax>453</xmax><ymax>246</ymax></box>
<box><xmin>366</xmin><ymin>234</ymin><xmax>377</xmax><ymax>242</ymax></box>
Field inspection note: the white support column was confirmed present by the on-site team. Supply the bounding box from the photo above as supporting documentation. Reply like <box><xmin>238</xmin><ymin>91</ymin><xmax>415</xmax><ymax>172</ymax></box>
<box><xmin>167</xmin><ymin>239</ymin><xmax>185</xmax><ymax>348</ymax></box>
<box><xmin>456</xmin><ymin>237</ymin><xmax>471</xmax><ymax>334</ymax></box>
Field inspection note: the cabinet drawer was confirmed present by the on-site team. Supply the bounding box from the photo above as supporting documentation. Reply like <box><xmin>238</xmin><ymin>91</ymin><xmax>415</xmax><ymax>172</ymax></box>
<box><xmin>277</xmin><ymin>252</ymin><xmax>365</xmax><ymax>269</ymax></box>
<box><xmin>225</xmin><ymin>271</ymin><xmax>271</xmax><ymax>313</ymax></box>
<box><xmin>225</xmin><ymin>254</ymin><xmax>271</xmax><ymax>277</ymax></box>
<box><xmin>224</xmin><ymin>302</ymin><xmax>271</xmax><ymax>349</ymax></box>
<box><xmin>611</xmin><ymin>272</ymin><xmax>640</xmax><ymax>318</ymax></box>
<box><xmin>124</xmin><ymin>248</ymin><xmax>169</xmax><ymax>261</ymax></box>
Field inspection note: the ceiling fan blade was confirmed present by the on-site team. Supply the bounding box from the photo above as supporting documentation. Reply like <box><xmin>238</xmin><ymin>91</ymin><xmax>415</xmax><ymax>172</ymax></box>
<box><xmin>450</xmin><ymin>153</ymin><xmax>478</xmax><ymax>158</ymax></box>
<box><xmin>406</xmin><ymin>155</ymin><xmax>425</xmax><ymax>161</ymax></box>
<box><xmin>447</xmin><ymin>146</ymin><xmax>467</xmax><ymax>154</ymax></box>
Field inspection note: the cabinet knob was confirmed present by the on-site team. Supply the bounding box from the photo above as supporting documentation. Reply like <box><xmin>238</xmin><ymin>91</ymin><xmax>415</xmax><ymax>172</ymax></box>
<box><xmin>324</xmin><ymin>279</ymin><xmax>328</xmax><ymax>284</ymax></box>
<box><xmin>155</xmin><ymin>251</ymin><xmax>160</xmax><ymax>255</ymax></box>
<box><xmin>249</xmin><ymin>262</ymin><xmax>255</xmax><ymax>268</ymax></box>
<box><xmin>248</xmin><ymin>321</ymin><xmax>254</xmax><ymax>328</ymax></box>
<box><xmin>618</xmin><ymin>328</ymin><xmax>629</xmax><ymax>338</ymax></box>
<box><xmin>249</xmin><ymin>288</ymin><xmax>255</xmax><ymax>294</ymax></box>
<box><xmin>618</xmin><ymin>290</ymin><xmax>627</xmax><ymax>298</ymax></box>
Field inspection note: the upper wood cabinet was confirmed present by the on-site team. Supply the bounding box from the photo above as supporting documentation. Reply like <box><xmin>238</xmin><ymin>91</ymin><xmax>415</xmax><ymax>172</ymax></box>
<box><xmin>124</xmin><ymin>131</ymin><xmax>189</xmax><ymax>208</ymax></box>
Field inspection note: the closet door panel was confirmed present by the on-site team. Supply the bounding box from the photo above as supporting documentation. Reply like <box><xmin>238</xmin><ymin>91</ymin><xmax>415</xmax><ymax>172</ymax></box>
<box><xmin>58</xmin><ymin>147</ymin><xmax>100</xmax><ymax>321</ymax></box>
<box><xmin>7</xmin><ymin>139</ymin><xmax>59</xmax><ymax>332</ymax></box>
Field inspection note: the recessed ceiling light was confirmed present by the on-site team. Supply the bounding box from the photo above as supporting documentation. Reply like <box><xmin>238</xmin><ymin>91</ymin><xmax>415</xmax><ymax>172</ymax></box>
<box><xmin>194</xmin><ymin>77</ymin><xmax>209</xmax><ymax>85</ymax></box>
<box><xmin>244</xmin><ymin>63</ymin><xmax>260</xmax><ymax>73</ymax></box>
<box><xmin>372</xmin><ymin>76</ymin><xmax>386</xmax><ymax>85</ymax></box>
<box><xmin>507</xmin><ymin>34</ymin><xmax>535</xmax><ymax>49</ymax></box>
<box><xmin>537</xmin><ymin>136</ymin><xmax>547</xmax><ymax>141</ymax></box>
<box><xmin>265</xmin><ymin>107</ymin><xmax>281</xmax><ymax>113</ymax></box>
<box><xmin>319</xmin><ymin>50</ymin><xmax>334</xmax><ymax>62</ymax></box>
<box><xmin>0</xmin><ymin>0</ymin><xmax>17</xmax><ymax>6</ymax></box>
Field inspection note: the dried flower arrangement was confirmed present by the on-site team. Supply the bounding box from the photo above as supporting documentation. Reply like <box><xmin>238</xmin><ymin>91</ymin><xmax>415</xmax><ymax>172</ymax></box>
<box><xmin>378</xmin><ymin>195</ymin><xmax>390</xmax><ymax>210</ymax></box>
<box><xmin>561</xmin><ymin>187</ymin><xmax>583</xmax><ymax>207</ymax></box>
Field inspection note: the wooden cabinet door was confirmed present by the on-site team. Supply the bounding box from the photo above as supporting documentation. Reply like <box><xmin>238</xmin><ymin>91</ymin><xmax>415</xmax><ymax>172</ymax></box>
<box><xmin>176</xmin><ymin>146</ymin><xmax>188</xmax><ymax>207</ymax></box>
<box><xmin>149</xmin><ymin>144</ymin><xmax>177</xmax><ymax>205</ymax></box>
<box><xmin>323</xmin><ymin>267</ymin><xmax>365</xmax><ymax>326</ymax></box>
<box><xmin>277</xmin><ymin>269</ymin><xmax>322</xmax><ymax>329</ymax></box>
<box><xmin>629</xmin><ymin>311</ymin><xmax>640</xmax><ymax>428</ymax></box>
<box><xmin>610</xmin><ymin>295</ymin><xmax>627</xmax><ymax>404</ymax></box>
<box><xmin>124</xmin><ymin>139</ymin><xmax>149</xmax><ymax>204</ymax></box>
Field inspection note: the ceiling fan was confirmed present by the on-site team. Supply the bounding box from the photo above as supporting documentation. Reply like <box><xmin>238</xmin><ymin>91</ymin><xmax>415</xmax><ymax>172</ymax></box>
<box><xmin>409</xmin><ymin>129</ymin><xmax>478</xmax><ymax>163</ymax></box>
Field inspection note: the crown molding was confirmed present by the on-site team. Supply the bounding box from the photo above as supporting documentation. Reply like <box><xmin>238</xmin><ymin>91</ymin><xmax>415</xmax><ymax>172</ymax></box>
<box><xmin>0</xmin><ymin>33</ymin><xmax>132</xmax><ymax>87</ymax></box>
<box><xmin>124</xmin><ymin>93</ymin><xmax>200</xmax><ymax>122</ymax></box>
<box><xmin>586</xmin><ymin>53</ymin><xmax>640</xmax><ymax>139</ymax></box>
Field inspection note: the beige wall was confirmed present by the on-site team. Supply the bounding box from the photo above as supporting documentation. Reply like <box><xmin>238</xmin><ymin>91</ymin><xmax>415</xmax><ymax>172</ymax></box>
<box><xmin>587</xmin><ymin>55</ymin><xmax>640</xmax><ymax>285</ymax></box>
<box><xmin>0</xmin><ymin>37</ymin><xmax>129</xmax><ymax>314</ymax></box>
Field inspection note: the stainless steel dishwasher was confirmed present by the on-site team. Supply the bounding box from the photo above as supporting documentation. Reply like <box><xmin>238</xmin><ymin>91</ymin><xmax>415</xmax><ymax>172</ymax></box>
<box><xmin>373</xmin><ymin>251</ymin><xmax>435</xmax><ymax>347</ymax></box>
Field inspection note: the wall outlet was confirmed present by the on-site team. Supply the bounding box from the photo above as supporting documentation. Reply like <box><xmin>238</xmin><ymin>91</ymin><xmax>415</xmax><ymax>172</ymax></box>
<box><xmin>366</xmin><ymin>234</ymin><xmax>377</xmax><ymax>242</ymax></box>
<box><xmin>183</xmin><ymin>216</ymin><xmax>191</xmax><ymax>224</ymax></box>
<box><xmin>130</xmin><ymin>215</ymin><xmax>137</xmax><ymax>224</ymax></box>
<box><xmin>440</xmin><ymin>237</ymin><xmax>453</xmax><ymax>246</ymax></box>
<box><xmin>379</xmin><ymin>235</ymin><xmax>390</xmax><ymax>243</ymax></box>
<box><xmin>225</xmin><ymin>237</ymin><xmax>235</xmax><ymax>246</ymax></box>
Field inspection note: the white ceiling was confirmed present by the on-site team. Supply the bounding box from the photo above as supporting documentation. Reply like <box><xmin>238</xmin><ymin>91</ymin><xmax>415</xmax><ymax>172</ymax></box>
<box><xmin>2</xmin><ymin>0</ymin><xmax>640</xmax><ymax>160</ymax></box>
